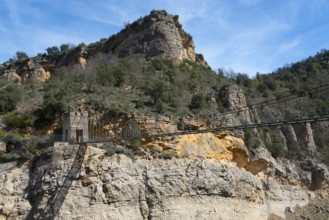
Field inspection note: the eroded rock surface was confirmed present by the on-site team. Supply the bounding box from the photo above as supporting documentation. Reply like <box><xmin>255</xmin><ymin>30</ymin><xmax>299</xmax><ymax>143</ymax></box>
<box><xmin>1</xmin><ymin>144</ymin><xmax>324</xmax><ymax>220</ymax></box>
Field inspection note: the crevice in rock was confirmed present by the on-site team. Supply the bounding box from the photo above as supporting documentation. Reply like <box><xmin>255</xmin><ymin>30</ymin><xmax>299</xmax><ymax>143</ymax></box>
<box><xmin>142</xmin><ymin>168</ymin><xmax>152</xmax><ymax>220</ymax></box>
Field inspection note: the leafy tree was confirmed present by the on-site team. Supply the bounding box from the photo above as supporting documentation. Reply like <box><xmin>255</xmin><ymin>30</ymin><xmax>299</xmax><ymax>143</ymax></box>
<box><xmin>217</xmin><ymin>68</ymin><xmax>225</xmax><ymax>77</ymax></box>
<box><xmin>36</xmin><ymin>77</ymin><xmax>72</xmax><ymax>123</ymax></box>
<box><xmin>0</xmin><ymin>81</ymin><xmax>23</xmax><ymax>114</ymax></box>
<box><xmin>190</xmin><ymin>94</ymin><xmax>207</xmax><ymax>110</ymax></box>
<box><xmin>46</xmin><ymin>46</ymin><xmax>60</xmax><ymax>56</ymax></box>
<box><xmin>264</xmin><ymin>77</ymin><xmax>277</xmax><ymax>91</ymax></box>
<box><xmin>224</xmin><ymin>68</ymin><xmax>237</xmax><ymax>80</ymax></box>
<box><xmin>155</xmin><ymin>100</ymin><xmax>165</xmax><ymax>113</ymax></box>
<box><xmin>60</xmin><ymin>43</ymin><xmax>74</xmax><ymax>52</ymax></box>
<box><xmin>96</xmin><ymin>65</ymin><xmax>116</xmax><ymax>86</ymax></box>
<box><xmin>236</xmin><ymin>73</ymin><xmax>251</xmax><ymax>87</ymax></box>
<box><xmin>144</xmin><ymin>81</ymin><xmax>168</xmax><ymax>105</ymax></box>
<box><xmin>3</xmin><ymin>112</ymin><xmax>35</xmax><ymax>129</ymax></box>
<box><xmin>15</xmin><ymin>51</ymin><xmax>29</xmax><ymax>60</ymax></box>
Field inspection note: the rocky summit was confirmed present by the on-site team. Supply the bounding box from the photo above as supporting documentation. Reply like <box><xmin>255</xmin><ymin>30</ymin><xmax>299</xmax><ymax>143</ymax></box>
<box><xmin>1</xmin><ymin>10</ymin><xmax>207</xmax><ymax>83</ymax></box>
<box><xmin>1</xmin><ymin>10</ymin><xmax>329</xmax><ymax>220</ymax></box>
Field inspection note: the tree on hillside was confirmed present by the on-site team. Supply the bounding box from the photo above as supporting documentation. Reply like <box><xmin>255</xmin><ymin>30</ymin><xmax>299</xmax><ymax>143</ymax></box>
<box><xmin>46</xmin><ymin>46</ymin><xmax>60</xmax><ymax>56</ymax></box>
<box><xmin>60</xmin><ymin>43</ymin><xmax>75</xmax><ymax>52</ymax></box>
<box><xmin>0</xmin><ymin>80</ymin><xmax>23</xmax><ymax>114</ymax></box>
<box><xmin>144</xmin><ymin>81</ymin><xmax>168</xmax><ymax>105</ymax></box>
<box><xmin>15</xmin><ymin>51</ymin><xmax>29</xmax><ymax>60</ymax></box>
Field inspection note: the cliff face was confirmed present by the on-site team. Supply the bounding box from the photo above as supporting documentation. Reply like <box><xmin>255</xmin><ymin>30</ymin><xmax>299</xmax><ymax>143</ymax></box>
<box><xmin>2</xmin><ymin>143</ymin><xmax>328</xmax><ymax>220</ymax></box>
<box><xmin>97</xmin><ymin>10</ymin><xmax>205</xmax><ymax>65</ymax></box>
<box><xmin>0</xmin><ymin>55</ymin><xmax>53</xmax><ymax>83</ymax></box>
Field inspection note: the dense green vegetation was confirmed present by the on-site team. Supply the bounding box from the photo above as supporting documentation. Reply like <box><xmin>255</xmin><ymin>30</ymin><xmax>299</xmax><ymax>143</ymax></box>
<box><xmin>0</xmin><ymin>132</ymin><xmax>47</xmax><ymax>162</ymax></box>
<box><xmin>30</xmin><ymin>54</ymin><xmax>231</xmax><ymax>121</ymax></box>
<box><xmin>232</xmin><ymin>49</ymin><xmax>329</xmax><ymax>115</ymax></box>
<box><xmin>0</xmin><ymin>79</ymin><xmax>23</xmax><ymax>114</ymax></box>
<box><xmin>1</xmin><ymin>47</ymin><xmax>329</xmax><ymax>161</ymax></box>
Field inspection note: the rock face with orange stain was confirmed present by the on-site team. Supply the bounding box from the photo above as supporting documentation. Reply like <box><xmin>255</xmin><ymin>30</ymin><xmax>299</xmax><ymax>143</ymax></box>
<box><xmin>1</xmin><ymin>55</ymin><xmax>54</xmax><ymax>82</ymax></box>
<box><xmin>2</xmin><ymin>144</ymin><xmax>324</xmax><ymax>220</ymax></box>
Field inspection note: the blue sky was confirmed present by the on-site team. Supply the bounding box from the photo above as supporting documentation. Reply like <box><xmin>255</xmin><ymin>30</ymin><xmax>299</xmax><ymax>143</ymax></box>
<box><xmin>1</xmin><ymin>0</ymin><xmax>329</xmax><ymax>76</ymax></box>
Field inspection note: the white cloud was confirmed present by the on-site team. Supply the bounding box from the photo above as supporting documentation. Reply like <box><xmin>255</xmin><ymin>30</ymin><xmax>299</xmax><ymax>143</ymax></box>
<box><xmin>277</xmin><ymin>38</ymin><xmax>300</xmax><ymax>53</ymax></box>
<box><xmin>4</xmin><ymin>0</ymin><xmax>21</xmax><ymax>27</ymax></box>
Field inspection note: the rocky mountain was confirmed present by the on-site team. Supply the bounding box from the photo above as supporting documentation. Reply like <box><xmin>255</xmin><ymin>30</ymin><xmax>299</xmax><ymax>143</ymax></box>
<box><xmin>0</xmin><ymin>10</ymin><xmax>329</xmax><ymax>220</ymax></box>
<box><xmin>0</xmin><ymin>10</ymin><xmax>207</xmax><ymax>83</ymax></box>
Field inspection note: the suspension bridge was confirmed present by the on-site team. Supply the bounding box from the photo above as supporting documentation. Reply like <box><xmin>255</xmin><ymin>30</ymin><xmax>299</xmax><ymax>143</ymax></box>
<box><xmin>81</xmin><ymin>83</ymin><xmax>329</xmax><ymax>142</ymax></box>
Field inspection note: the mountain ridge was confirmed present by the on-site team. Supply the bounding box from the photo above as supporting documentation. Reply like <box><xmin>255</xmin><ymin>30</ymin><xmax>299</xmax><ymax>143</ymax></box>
<box><xmin>0</xmin><ymin>10</ymin><xmax>207</xmax><ymax>83</ymax></box>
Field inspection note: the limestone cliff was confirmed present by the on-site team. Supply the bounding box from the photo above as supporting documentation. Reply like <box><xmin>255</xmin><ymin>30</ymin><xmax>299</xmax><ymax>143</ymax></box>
<box><xmin>1</xmin><ymin>107</ymin><xmax>329</xmax><ymax>219</ymax></box>
<box><xmin>2</xmin><ymin>143</ymin><xmax>328</xmax><ymax>220</ymax></box>
<box><xmin>96</xmin><ymin>10</ymin><xmax>206</xmax><ymax>65</ymax></box>
<box><xmin>0</xmin><ymin>55</ymin><xmax>53</xmax><ymax>83</ymax></box>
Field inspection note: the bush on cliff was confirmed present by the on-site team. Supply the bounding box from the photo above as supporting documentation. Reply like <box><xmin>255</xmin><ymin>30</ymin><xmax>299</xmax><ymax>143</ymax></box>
<box><xmin>0</xmin><ymin>80</ymin><xmax>23</xmax><ymax>114</ymax></box>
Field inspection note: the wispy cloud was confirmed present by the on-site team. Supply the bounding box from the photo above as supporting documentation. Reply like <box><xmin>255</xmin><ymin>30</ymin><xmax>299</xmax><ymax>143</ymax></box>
<box><xmin>4</xmin><ymin>0</ymin><xmax>21</xmax><ymax>27</ymax></box>
<box><xmin>278</xmin><ymin>38</ymin><xmax>301</xmax><ymax>53</ymax></box>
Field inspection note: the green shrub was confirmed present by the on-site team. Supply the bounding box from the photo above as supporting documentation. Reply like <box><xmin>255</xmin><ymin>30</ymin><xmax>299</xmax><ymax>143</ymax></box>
<box><xmin>96</xmin><ymin>65</ymin><xmax>116</xmax><ymax>86</ymax></box>
<box><xmin>244</xmin><ymin>130</ymin><xmax>261</xmax><ymax>149</ymax></box>
<box><xmin>158</xmin><ymin>152</ymin><xmax>175</xmax><ymax>160</ymax></box>
<box><xmin>0</xmin><ymin>134</ymin><xmax>44</xmax><ymax>162</ymax></box>
<box><xmin>15</xmin><ymin>51</ymin><xmax>29</xmax><ymax>60</ymax></box>
<box><xmin>3</xmin><ymin>112</ymin><xmax>35</xmax><ymax>129</ymax></box>
<box><xmin>135</xmin><ymin>99</ymin><xmax>145</xmax><ymax>109</ymax></box>
<box><xmin>189</xmin><ymin>94</ymin><xmax>207</xmax><ymax>110</ymax></box>
<box><xmin>3</xmin><ymin>132</ymin><xmax>23</xmax><ymax>152</ymax></box>
<box><xmin>46</xmin><ymin>46</ymin><xmax>60</xmax><ymax>56</ymax></box>
<box><xmin>164</xmin><ymin>69</ymin><xmax>176</xmax><ymax>83</ymax></box>
<box><xmin>0</xmin><ymin>81</ymin><xmax>23</xmax><ymax>114</ymax></box>
<box><xmin>266</xmin><ymin>142</ymin><xmax>286</xmax><ymax>158</ymax></box>
<box><xmin>0</xmin><ymin>152</ymin><xmax>21</xmax><ymax>162</ymax></box>
<box><xmin>144</xmin><ymin>81</ymin><xmax>168</xmax><ymax>105</ymax></box>
<box><xmin>36</xmin><ymin>77</ymin><xmax>72</xmax><ymax>124</ymax></box>
<box><xmin>104</xmin><ymin>144</ymin><xmax>133</xmax><ymax>158</ymax></box>
<box><xmin>155</xmin><ymin>100</ymin><xmax>165</xmax><ymax>113</ymax></box>
<box><xmin>236</xmin><ymin>73</ymin><xmax>251</xmax><ymax>87</ymax></box>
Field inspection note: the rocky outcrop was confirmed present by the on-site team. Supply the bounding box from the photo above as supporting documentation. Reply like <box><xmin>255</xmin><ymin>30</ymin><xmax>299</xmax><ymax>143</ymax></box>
<box><xmin>1</xmin><ymin>55</ymin><xmax>54</xmax><ymax>82</ymax></box>
<box><xmin>3</xmin><ymin>69</ymin><xmax>22</xmax><ymax>82</ymax></box>
<box><xmin>0</xmin><ymin>144</ymin><xmax>319</xmax><ymax>220</ymax></box>
<box><xmin>56</xmin><ymin>46</ymin><xmax>88</xmax><ymax>68</ymax></box>
<box><xmin>0</xmin><ymin>162</ymin><xmax>31</xmax><ymax>219</ymax></box>
<box><xmin>96</xmin><ymin>10</ymin><xmax>206</xmax><ymax>65</ymax></box>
